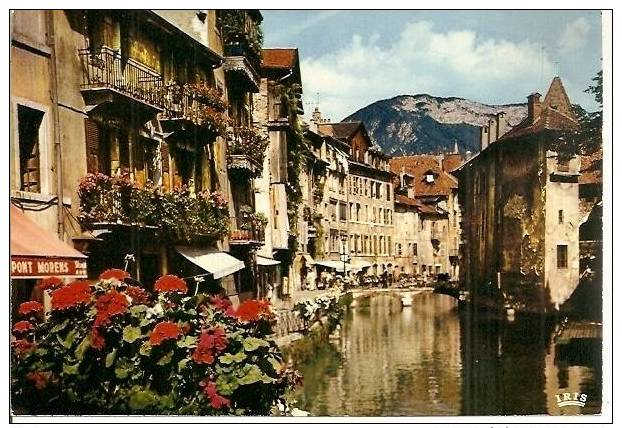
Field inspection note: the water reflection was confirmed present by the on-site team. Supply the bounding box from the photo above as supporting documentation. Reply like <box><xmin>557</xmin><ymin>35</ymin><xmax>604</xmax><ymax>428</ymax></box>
<box><xmin>294</xmin><ymin>293</ymin><xmax>601</xmax><ymax>416</ymax></box>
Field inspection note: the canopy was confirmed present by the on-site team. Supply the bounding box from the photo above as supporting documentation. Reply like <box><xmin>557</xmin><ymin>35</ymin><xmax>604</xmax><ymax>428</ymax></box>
<box><xmin>10</xmin><ymin>205</ymin><xmax>87</xmax><ymax>278</ymax></box>
<box><xmin>176</xmin><ymin>246</ymin><xmax>244</xmax><ymax>279</ymax></box>
<box><xmin>257</xmin><ymin>255</ymin><xmax>280</xmax><ymax>267</ymax></box>
<box><xmin>351</xmin><ymin>260</ymin><xmax>372</xmax><ymax>269</ymax></box>
<box><xmin>315</xmin><ymin>260</ymin><xmax>350</xmax><ymax>273</ymax></box>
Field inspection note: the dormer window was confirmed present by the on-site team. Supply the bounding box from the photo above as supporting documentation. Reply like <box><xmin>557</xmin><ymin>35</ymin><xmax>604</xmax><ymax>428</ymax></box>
<box><xmin>425</xmin><ymin>170</ymin><xmax>435</xmax><ymax>183</ymax></box>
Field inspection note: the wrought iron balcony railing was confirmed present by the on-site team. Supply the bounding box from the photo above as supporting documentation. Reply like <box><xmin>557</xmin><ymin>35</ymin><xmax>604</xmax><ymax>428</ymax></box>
<box><xmin>79</xmin><ymin>47</ymin><xmax>164</xmax><ymax>108</ymax></box>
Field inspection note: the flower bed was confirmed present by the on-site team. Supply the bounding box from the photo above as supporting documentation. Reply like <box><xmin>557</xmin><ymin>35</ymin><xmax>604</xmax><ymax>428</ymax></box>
<box><xmin>78</xmin><ymin>174</ymin><xmax>229</xmax><ymax>242</ymax></box>
<box><xmin>11</xmin><ymin>273</ymin><xmax>300</xmax><ymax>415</ymax></box>
<box><xmin>293</xmin><ymin>293</ymin><xmax>344</xmax><ymax>331</ymax></box>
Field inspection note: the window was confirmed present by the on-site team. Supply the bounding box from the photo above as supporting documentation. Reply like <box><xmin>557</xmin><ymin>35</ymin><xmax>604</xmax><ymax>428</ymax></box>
<box><xmin>557</xmin><ymin>245</ymin><xmax>568</xmax><ymax>269</ymax></box>
<box><xmin>396</xmin><ymin>243</ymin><xmax>402</xmax><ymax>256</ymax></box>
<box><xmin>557</xmin><ymin>158</ymin><xmax>570</xmax><ymax>172</ymax></box>
<box><xmin>339</xmin><ymin>203</ymin><xmax>347</xmax><ymax>221</ymax></box>
<box><xmin>386</xmin><ymin>183</ymin><xmax>391</xmax><ymax>201</ymax></box>
<box><xmin>17</xmin><ymin>105</ymin><xmax>45</xmax><ymax>193</ymax></box>
<box><xmin>413</xmin><ymin>243</ymin><xmax>418</xmax><ymax>256</ymax></box>
<box><xmin>558</xmin><ymin>210</ymin><xmax>564</xmax><ymax>224</ymax></box>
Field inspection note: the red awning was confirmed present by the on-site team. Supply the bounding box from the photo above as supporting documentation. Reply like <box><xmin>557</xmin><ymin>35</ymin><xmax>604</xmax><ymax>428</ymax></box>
<box><xmin>10</xmin><ymin>205</ymin><xmax>87</xmax><ymax>279</ymax></box>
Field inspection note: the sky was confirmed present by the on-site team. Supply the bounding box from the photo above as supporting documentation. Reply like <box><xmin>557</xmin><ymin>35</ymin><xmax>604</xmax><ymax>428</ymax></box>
<box><xmin>261</xmin><ymin>10</ymin><xmax>603</xmax><ymax>121</ymax></box>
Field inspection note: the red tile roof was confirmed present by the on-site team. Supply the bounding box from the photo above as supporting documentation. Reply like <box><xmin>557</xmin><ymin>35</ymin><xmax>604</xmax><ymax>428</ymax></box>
<box><xmin>442</xmin><ymin>153</ymin><xmax>464</xmax><ymax>173</ymax></box>
<box><xmin>262</xmin><ymin>48</ymin><xmax>298</xmax><ymax>69</ymax></box>
<box><xmin>579</xmin><ymin>148</ymin><xmax>603</xmax><ymax>185</ymax></box>
<box><xmin>395</xmin><ymin>194</ymin><xmax>446</xmax><ymax>215</ymax></box>
<box><xmin>499</xmin><ymin>107</ymin><xmax>579</xmax><ymax>141</ymax></box>
<box><xmin>390</xmin><ymin>155</ymin><xmax>458</xmax><ymax>197</ymax></box>
<box><xmin>318</xmin><ymin>122</ymin><xmax>361</xmax><ymax>140</ymax></box>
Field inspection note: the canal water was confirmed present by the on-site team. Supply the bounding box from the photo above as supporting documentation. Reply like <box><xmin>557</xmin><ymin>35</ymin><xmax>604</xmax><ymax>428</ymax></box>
<box><xmin>294</xmin><ymin>293</ymin><xmax>602</xmax><ymax>416</ymax></box>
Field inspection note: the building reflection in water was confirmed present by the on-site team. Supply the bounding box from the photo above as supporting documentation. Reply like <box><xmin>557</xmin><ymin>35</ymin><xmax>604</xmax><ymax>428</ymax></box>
<box><xmin>295</xmin><ymin>293</ymin><xmax>602</xmax><ymax>416</ymax></box>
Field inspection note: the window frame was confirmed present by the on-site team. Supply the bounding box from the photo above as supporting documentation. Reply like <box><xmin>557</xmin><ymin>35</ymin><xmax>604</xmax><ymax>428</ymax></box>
<box><xmin>12</xmin><ymin>98</ymin><xmax>51</xmax><ymax>196</ymax></box>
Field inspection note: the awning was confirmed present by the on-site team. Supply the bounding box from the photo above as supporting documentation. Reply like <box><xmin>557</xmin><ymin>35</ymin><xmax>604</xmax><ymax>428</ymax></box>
<box><xmin>351</xmin><ymin>260</ymin><xmax>372</xmax><ymax>269</ymax></box>
<box><xmin>302</xmin><ymin>254</ymin><xmax>315</xmax><ymax>266</ymax></box>
<box><xmin>257</xmin><ymin>255</ymin><xmax>280</xmax><ymax>267</ymax></box>
<box><xmin>11</xmin><ymin>205</ymin><xmax>87</xmax><ymax>279</ymax></box>
<box><xmin>315</xmin><ymin>260</ymin><xmax>350</xmax><ymax>273</ymax></box>
<box><xmin>176</xmin><ymin>246</ymin><xmax>244</xmax><ymax>279</ymax></box>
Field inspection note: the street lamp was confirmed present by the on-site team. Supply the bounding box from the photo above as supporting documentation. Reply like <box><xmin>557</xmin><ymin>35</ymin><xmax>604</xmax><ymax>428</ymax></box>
<box><xmin>340</xmin><ymin>233</ymin><xmax>349</xmax><ymax>286</ymax></box>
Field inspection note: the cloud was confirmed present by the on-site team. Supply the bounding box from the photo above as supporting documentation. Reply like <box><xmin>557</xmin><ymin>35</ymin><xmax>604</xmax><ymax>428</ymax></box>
<box><xmin>558</xmin><ymin>17</ymin><xmax>590</xmax><ymax>53</ymax></box>
<box><xmin>300</xmin><ymin>21</ymin><xmax>556</xmax><ymax>121</ymax></box>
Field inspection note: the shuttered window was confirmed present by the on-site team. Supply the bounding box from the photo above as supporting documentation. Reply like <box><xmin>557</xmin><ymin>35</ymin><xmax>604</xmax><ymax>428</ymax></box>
<box><xmin>84</xmin><ymin>118</ymin><xmax>101</xmax><ymax>174</ymax></box>
<box><xmin>18</xmin><ymin>105</ymin><xmax>44</xmax><ymax>193</ymax></box>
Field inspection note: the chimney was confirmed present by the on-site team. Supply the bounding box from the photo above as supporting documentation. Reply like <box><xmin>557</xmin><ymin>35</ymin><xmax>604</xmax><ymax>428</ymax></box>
<box><xmin>527</xmin><ymin>92</ymin><xmax>542</xmax><ymax>124</ymax></box>
<box><xmin>480</xmin><ymin>125</ymin><xmax>489</xmax><ymax>150</ymax></box>
<box><xmin>496</xmin><ymin>111</ymin><xmax>507</xmax><ymax>139</ymax></box>
<box><xmin>488</xmin><ymin>118</ymin><xmax>498</xmax><ymax>144</ymax></box>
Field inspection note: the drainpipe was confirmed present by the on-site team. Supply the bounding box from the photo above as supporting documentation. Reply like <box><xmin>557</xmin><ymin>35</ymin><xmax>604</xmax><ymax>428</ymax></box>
<box><xmin>47</xmin><ymin>11</ymin><xmax>64</xmax><ymax>240</ymax></box>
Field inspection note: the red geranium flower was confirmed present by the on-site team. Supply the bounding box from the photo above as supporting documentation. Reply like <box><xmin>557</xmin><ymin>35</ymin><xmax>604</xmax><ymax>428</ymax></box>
<box><xmin>38</xmin><ymin>276</ymin><xmax>64</xmax><ymax>291</ymax></box>
<box><xmin>200</xmin><ymin>380</ymin><xmax>230</xmax><ymax>409</ymax></box>
<box><xmin>149</xmin><ymin>321</ymin><xmax>182</xmax><ymax>346</ymax></box>
<box><xmin>18</xmin><ymin>301</ymin><xmax>43</xmax><ymax>316</ymax></box>
<box><xmin>51</xmin><ymin>281</ymin><xmax>92</xmax><ymax>311</ymax></box>
<box><xmin>13</xmin><ymin>320</ymin><xmax>34</xmax><ymax>334</ymax></box>
<box><xmin>124</xmin><ymin>286</ymin><xmax>151</xmax><ymax>305</ymax></box>
<box><xmin>90</xmin><ymin>328</ymin><xmax>105</xmax><ymax>350</ymax></box>
<box><xmin>99</xmin><ymin>269</ymin><xmax>131</xmax><ymax>282</ymax></box>
<box><xmin>154</xmin><ymin>275</ymin><xmax>188</xmax><ymax>294</ymax></box>
<box><xmin>191</xmin><ymin>327</ymin><xmax>229</xmax><ymax>365</ymax></box>
<box><xmin>210</xmin><ymin>296</ymin><xmax>233</xmax><ymax>312</ymax></box>
<box><xmin>26</xmin><ymin>371</ymin><xmax>49</xmax><ymax>390</ymax></box>
<box><xmin>11</xmin><ymin>339</ymin><xmax>35</xmax><ymax>356</ymax></box>
<box><xmin>93</xmin><ymin>290</ymin><xmax>129</xmax><ymax>327</ymax></box>
<box><xmin>234</xmin><ymin>299</ymin><xmax>272</xmax><ymax>322</ymax></box>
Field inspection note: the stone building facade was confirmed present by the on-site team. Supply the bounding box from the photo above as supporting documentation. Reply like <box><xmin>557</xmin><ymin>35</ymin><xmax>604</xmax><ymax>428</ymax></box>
<box><xmin>454</xmin><ymin>77</ymin><xmax>581</xmax><ymax>313</ymax></box>
<box><xmin>390</xmin><ymin>153</ymin><xmax>463</xmax><ymax>281</ymax></box>
<box><xmin>10</xmin><ymin>10</ymin><xmax>270</xmax><ymax>307</ymax></box>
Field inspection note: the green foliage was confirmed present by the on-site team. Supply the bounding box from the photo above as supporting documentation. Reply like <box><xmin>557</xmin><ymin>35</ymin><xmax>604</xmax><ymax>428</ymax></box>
<box><xmin>78</xmin><ymin>175</ymin><xmax>230</xmax><ymax>243</ymax></box>
<box><xmin>219</xmin><ymin>10</ymin><xmax>263</xmax><ymax>67</ymax></box>
<box><xmin>557</xmin><ymin>70</ymin><xmax>603</xmax><ymax>158</ymax></box>
<box><xmin>11</xmin><ymin>275</ymin><xmax>300</xmax><ymax>415</ymax></box>
<box><xmin>227</xmin><ymin>126</ymin><xmax>270</xmax><ymax>178</ymax></box>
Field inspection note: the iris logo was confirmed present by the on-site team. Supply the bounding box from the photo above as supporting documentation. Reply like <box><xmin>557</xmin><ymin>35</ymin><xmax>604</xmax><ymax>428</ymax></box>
<box><xmin>556</xmin><ymin>392</ymin><xmax>588</xmax><ymax>407</ymax></box>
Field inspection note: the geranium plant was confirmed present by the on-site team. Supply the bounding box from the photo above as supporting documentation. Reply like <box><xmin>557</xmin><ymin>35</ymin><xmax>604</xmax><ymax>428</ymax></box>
<box><xmin>11</xmin><ymin>272</ymin><xmax>300</xmax><ymax>415</ymax></box>
<box><xmin>227</xmin><ymin>126</ymin><xmax>269</xmax><ymax>177</ymax></box>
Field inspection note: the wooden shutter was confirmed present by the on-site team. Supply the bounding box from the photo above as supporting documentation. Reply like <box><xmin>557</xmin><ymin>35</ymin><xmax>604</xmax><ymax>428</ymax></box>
<box><xmin>84</xmin><ymin>118</ymin><xmax>100</xmax><ymax>174</ymax></box>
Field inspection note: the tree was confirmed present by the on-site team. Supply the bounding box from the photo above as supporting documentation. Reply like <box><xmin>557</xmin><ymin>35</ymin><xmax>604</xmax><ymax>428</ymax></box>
<box><xmin>565</xmin><ymin>71</ymin><xmax>603</xmax><ymax>156</ymax></box>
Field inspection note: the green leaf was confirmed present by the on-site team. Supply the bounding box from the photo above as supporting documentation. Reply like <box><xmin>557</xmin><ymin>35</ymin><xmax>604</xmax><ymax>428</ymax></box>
<box><xmin>57</xmin><ymin>329</ymin><xmax>76</xmax><ymax>349</ymax></box>
<box><xmin>122</xmin><ymin>325</ymin><xmax>142</xmax><ymax>343</ymax></box>
<box><xmin>177</xmin><ymin>358</ymin><xmax>190</xmax><ymax>371</ymax></box>
<box><xmin>74</xmin><ymin>336</ymin><xmax>91</xmax><ymax>361</ymax></box>
<box><xmin>50</xmin><ymin>318</ymin><xmax>69</xmax><ymax>333</ymax></box>
<box><xmin>157</xmin><ymin>351</ymin><xmax>173</xmax><ymax>366</ymax></box>
<box><xmin>237</xmin><ymin>364</ymin><xmax>264</xmax><ymax>385</ymax></box>
<box><xmin>219</xmin><ymin>351</ymin><xmax>246</xmax><ymax>365</ymax></box>
<box><xmin>129</xmin><ymin>304</ymin><xmax>148</xmax><ymax>316</ymax></box>
<box><xmin>35</xmin><ymin>347</ymin><xmax>48</xmax><ymax>357</ymax></box>
<box><xmin>243</xmin><ymin>337</ymin><xmax>269</xmax><ymax>352</ymax></box>
<box><xmin>115</xmin><ymin>367</ymin><xmax>130</xmax><ymax>379</ymax></box>
<box><xmin>216</xmin><ymin>374</ymin><xmax>239</xmax><ymax>395</ymax></box>
<box><xmin>129</xmin><ymin>389</ymin><xmax>157</xmax><ymax>410</ymax></box>
<box><xmin>139</xmin><ymin>341</ymin><xmax>152</xmax><ymax>356</ymax></box>
<box><xmin>105</xmin><ymin>349</ymin><xmax>117</xmax><ymax>368</ymax></box>
<box><xmin>176</xmin><ymin>335</ymin><xmax>197</xmax><ymax>348</ymax></box>
<box><xmin>267</xmin><ymin>356</ymin><xmax>282</xmax><ymax>373</ymax></box>
<box><xmin>63</xmin><ymin>362</ymin><xmax>80</xmax><ymax>375</ymax></box>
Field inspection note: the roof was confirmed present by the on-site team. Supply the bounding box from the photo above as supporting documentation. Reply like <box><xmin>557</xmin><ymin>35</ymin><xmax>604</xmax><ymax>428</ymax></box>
<box><xmin>262</xmin><ymin>48</ymin><xmax>298</xmax><ymax>69</ymax></box>
<box><xmin>318</xmin><ymin>122</ymin><xmax>362</xmax><ymax>141</ymax></box>
<box><xmin>11</xmin><ymin>205</ymin><xmax>87</xmax><ymax>259</ymax></box>
<box><xmin>442</xmin><ymin>153</ymin><xmax>464</xmax><ymax>173</ymax></box>
<box><xmin>498</xmin><ymin>77</ymin><xmax>579</xmax><ymax>141</ymax></box>
<box><xmin>390</xmin><ymin>155</ymin><xmax>458</xmax><ymax>197</ymax></box>
<box><xmin>579</xmin><ymin>148</ymin><xmax>603</xmax><ymax>185</ymax></box>
<box><xmin>456</xmin><ymin>77</ymin><xmax>579</xmax><ymax>173</ymax></box>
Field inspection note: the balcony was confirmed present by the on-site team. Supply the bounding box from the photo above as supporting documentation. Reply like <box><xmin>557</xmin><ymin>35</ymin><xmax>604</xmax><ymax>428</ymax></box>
<box><xmin>226</xmin><ymin>126</ymin><xmax>269</xmax><ymax>179</ymax></box>
<box><xmin>78</xmin><ymin>47</ymin><xmax>164</xmax><ymax>121</ymax></box>
<box><xmin>229</xmin><ymin>214</ymin><xmax>266</xmax><ymax>246</ymax></box>
<box><xmin>160</xmin><ymin>82</ymin><xmax>228</xmax><ymax>140</ymax></box>
<box><xmin>77</xmin><ymin>173</ymin><xmax>229</xmax><ymax>243</ymax></box>
<box><xmin>223</xmin><ymin>55</ymin><xmax>259</xmax><ymax>93</ymax></box>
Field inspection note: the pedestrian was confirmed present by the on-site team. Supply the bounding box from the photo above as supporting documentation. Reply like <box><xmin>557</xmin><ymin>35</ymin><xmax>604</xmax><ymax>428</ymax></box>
<box><xmin>266</xmin><ymin>283</ymin><xmax>274</xmax><ymax>303</ymax></box>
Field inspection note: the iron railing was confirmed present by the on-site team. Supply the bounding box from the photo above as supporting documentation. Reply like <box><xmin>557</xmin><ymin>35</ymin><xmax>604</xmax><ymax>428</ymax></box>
<box><xmin>229</xmin><ymin>215</ymin><xmax>266</xmax><ymax>244</ymax></box>
<box><xmin>79</xmin><ymin>47</ymin><xmax>164</xmax><ymax>108</ymax></box>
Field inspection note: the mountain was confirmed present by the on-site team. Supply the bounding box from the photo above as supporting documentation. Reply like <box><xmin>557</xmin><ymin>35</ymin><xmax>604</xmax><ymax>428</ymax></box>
<box><xmin>343</xmin><ymin>94</ymin><xmax>528</xmax><ymax>156</ymax></box>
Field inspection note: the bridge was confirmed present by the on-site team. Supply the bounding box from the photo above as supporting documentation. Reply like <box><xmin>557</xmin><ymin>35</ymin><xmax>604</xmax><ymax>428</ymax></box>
<box><xmin>348</xmin><ymin>285</ymin><xmax>469</xmax><ymax>307</ymax></box>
